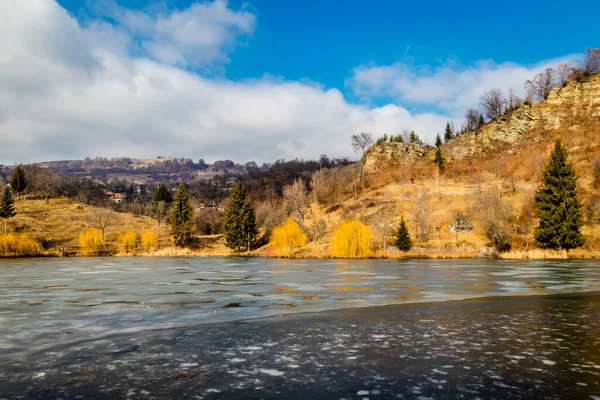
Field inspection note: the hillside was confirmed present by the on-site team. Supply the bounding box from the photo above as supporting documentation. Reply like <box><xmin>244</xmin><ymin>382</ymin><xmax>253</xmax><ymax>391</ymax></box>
<box><xmin>288</xmin><ymin>73</ymin><xmax>600</xmax><ymax>259</ymax></box>
<box><xmin>3</xmin><ymin>198</ymin><xmax>230</xmax><ymax>257</ymax></box>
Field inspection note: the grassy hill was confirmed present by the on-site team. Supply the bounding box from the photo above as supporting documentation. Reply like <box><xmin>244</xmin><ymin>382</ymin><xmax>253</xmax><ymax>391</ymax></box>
<box><xmin>2</xmin><ymin>198</ymin><xmax>231</xmax><ymax>257</ymax></box>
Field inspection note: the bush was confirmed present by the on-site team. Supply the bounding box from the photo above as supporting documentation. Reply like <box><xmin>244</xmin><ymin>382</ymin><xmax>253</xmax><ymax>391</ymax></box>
<box><xmin>485</xmin><ymin>220</ymin><xmax>512</xmax><ymax>252</ymax></box>
<box><xmin>194</xmin><ymin>209</ymin><xmax>225</xmax><ymax>235</ymax></box>
<box><xmin>0</xmin><ymin>234</ymin><xmax>43</xmax><ymax>256</ymax></box>
<box><xmin>270</xmin><ymin>219</ymin><xmax>308</xmax><ymax>256</ymax></box>
<box><xmin>118</xmin><ymin>231</ymin><xmax>137</xmax><ymax>254</ymax></box>
<box><xmin>331</xmin><ymin>219</ymin><xmax>372</xmax><ymax>258</ymax></box>
<box><xmin>79</xmin><ymin>229</ymin><xmax>102</xmax><ymax>256</ymax></box>
<box><xmin>141</xmin><ymin>231</ymin><xmax>157</xmax><ymax>252</ymax></box>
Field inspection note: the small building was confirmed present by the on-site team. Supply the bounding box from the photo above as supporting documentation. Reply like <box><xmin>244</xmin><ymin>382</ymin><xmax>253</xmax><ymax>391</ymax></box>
<box><xmin>106</xmin><ymin>191</ymin><xmax>126</xmax><ymax>204</ymax></box>
<box><xmin>448</xmin><ymin>219</ymin><xmax>473</xmax><ymax>233</ymax></box>
<box><xmin>226</xmin><ymin>177</ymin><xmax>238</xmax><ymax>187</ymax></box>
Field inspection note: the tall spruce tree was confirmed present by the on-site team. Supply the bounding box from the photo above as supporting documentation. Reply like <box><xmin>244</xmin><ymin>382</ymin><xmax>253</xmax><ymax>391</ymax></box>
<box><xmin>434</xmin><ymin>148</ymin><xmax>445</xmax><ymax>174</ymax></box>
<box><xmin>170</xmin><ymin>184</ymin><xmax>193</xmax><ymax>247</ymax></box>
<box><xmin>534</xmin><ymin>140</ymin><xmax>585</xmax><ymax>249</ymax></box>
<box><xmin>224</xmin><ymin>182</ymin><xmax>258</xmax><ymax>252</ymax></box>
<box><xmin>9</xmin><ymin>165</ymin><xmax>27</xmax><ymax>198</ymax></box>
<box><xmin>434</xmin><ymin>134</ymin><xmax>442</xmax><ymax>148</ymax></box>
<box><xmin>0</xmin><ymin>186</ymin><xmax>16</xmax><ymax>235</ymax></box>
<box><xmin>395</xmin><ymin>216</ymin><xmax>412</xmax><ymax>251</ymax></box>
<box><xmin>444</xmin><ymin>121</ymin><xmax>453</xmax><ymax>142</ymax></box>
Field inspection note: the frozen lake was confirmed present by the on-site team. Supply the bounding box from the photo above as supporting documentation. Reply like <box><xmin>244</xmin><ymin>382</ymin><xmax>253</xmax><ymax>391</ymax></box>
<box><xmin>1</xmin><ymin>257</ymin><xmax>600</xmax><ymax>398</ymax></box>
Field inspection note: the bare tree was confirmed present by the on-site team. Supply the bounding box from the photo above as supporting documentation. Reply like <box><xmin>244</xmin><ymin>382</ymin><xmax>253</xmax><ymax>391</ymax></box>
<box><xmin>557</xmin><ymin>63</ymin><xmax>574</xmax><ymax>85</ymax></box>
<box><xmin>525</xmin><ymin>68</ymin><xmax>557</xmax><ymax>102</ymax></box>
<box><xmin>23</xmin><ymin>165</ymin><xmax>61</xmax><ymax>204</ymax></box>
<box><xmin>306</xmin><ymin>219</ymin><xmax>328</xmax><ymax>251</ymax></box>
<box><xmin>401</xmin><ymin>129</ymin><xmax>411</xmax><ymax>143</ymax></box>
<box><xmin>283</xmin><ymin>178</ymin><xmax>307</xmax><ymax>227</ymax></box>
<box><xmin>351</xmin><ymin>132</ymin><xmax>374</xmax><ymax>158</ymax></box>
<box><xmin>256</xmin><ymin>200</ymin><xmax>288</xmax><ymax>240</ymax></box>
<box><xmin>351</xmin><ymin>132</ymin><xmax>373</xmax><ymax>190</ymax></box>
<box><xmin>580</xmin><ymin>48</ymin><xmax>600</xmax><ymax>75</ymax></box>
<box><xmin>371</xmin><ymin>207</ymin><xmax>395</xmax><ymax>251</ymax></box>
<box><xmin>411</xmin><ymin>197</ymin><xmax>431</xmax><ymax>243</ymax></box>
<box><xmin>479</xmin><ymin>89</ymin><xmax>506</xmax><ymax>121</ymax></box>
<box><xmin>464</xmin><ymin>108</ymin><xmax>481</xmax><ymax>131</ymax></box>
<box><xmin>150</xmin><ymin>200</ymin><xmax>169</xmax><ymax>238</ymax></box>
<box><xmin>505</xmin><ymin>89</ymin><xmax>523</xmax><ymax>120</ymax></box>
<box><xmin>89</xmin><ymin>207</ymin><xmax>116</xmax><ymax>242</ymax></box>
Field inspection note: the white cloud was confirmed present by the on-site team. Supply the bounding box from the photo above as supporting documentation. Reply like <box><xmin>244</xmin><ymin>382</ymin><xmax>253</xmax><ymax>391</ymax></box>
<box><xmin>103</xmin><ymin>0</ymin><xmax>256</xmax><ymax>68</ymax></box>
<box><xmin>348</xmin><ymin>55</ymin><xmax>579</xmax><ymax>117</ymax></box>
<box><xmin>0</xmin><ymin>0</ymin><xmax>448</xmax><ymax>164</ymax></box>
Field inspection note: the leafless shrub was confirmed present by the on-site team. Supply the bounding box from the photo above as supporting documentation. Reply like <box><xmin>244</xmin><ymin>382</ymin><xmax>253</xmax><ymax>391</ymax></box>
<box><xmin>310</xmin><ymin>164</ymin><xmax>361</xmax><ymax>206</ymax></box>
<box><xmin>516</xmin><ymin>190</ymin><xmax>536</xmax><ymax>249</ymax></box>
<box><xmin>584</xmin><ymin>193</ymin><xmax>600</xmax><ymax>226</ymax></box>
<box><xmin>194</xmin><ymin>209</ymin><xmax>224</xmax><ymax>235</ymax></box>
<box><xmin>478</xmin><ymin>188</ymin><xmax>515</xmax><ymax>252</ymax></box>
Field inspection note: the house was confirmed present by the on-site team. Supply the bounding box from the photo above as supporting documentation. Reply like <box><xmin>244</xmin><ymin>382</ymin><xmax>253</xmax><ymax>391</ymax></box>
<box><xmin>106</xmin><ymin>191</ymin><xmax>126</xmax><ymax>204</ymax></box>
<box><xmin>226</xmin><ymin>177</ymin><xmax>238</xmax><ymax>187</ymax></box>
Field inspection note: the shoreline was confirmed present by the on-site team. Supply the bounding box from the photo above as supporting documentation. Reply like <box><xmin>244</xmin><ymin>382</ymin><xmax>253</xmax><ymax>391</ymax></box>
<box><xmin>2</xmin><ymin>248</ymin><xmax>600</xmax><ymax>260</ymax></box>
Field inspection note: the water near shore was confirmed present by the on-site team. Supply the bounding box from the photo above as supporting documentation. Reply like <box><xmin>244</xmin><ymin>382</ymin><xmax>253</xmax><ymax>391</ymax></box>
<box><xmin>1</xmin><ymin>258</ymin><xmax>600</xmax><ymax>398</ymax></box>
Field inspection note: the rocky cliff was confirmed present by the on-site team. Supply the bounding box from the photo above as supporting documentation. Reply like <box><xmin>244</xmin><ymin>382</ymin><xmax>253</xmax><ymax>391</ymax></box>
<box><xmin>365</xmin><ymin>73</ymin><xmax>600</xmax><ymax>169</ymax></box>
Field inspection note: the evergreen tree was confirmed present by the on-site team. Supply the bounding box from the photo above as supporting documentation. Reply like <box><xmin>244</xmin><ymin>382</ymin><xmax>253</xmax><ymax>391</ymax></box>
<box><xmin>534</xmin><ymin>140</ymin><xmax>585</xmax><ymax>249</ymax></box>
<box><xmin>0</xmin><ymin>186</ymin><xmax>16</xmax><ymax>235</ymax></box>
<box><xmin>153</xmin><ymin>184</ymin><xmax>172</xmax><ymax>204</ymax></box>
<box><xmin>224</xmin><ymin>182</ymin><xmax>258</xmax><ymax>252</ymax></box>
<box><xmin>444</xmin><ymin>121</ymin><xmax>453</xmax><ymax>142</ymax></box>
<box><xmin>9</xmin><ymin>165</ymin><xmax>27</xmax><ymax>197</ymax></box>
<box><xmin>170</xmin><ymin>184</ymin><xmax>193</xmax><ymax>247</ymax></box>
<box><xmin>409</xmin><ymin>131</ymin><xmax>423</xmax><ymax>146</ymax></box>
<box><xmin>395</xmin><ymin>216</ymin><xmax>412</xmax><ymax>251</ymax></box>
<box><xmin>434</xmin><ymin>148</ymin><xmax>445</xmax><ymax>173</ymax></box>
<box><xmin>435</xmin><ymin>134</ymin><xmax>443</xmax><ymax>148</ymax></box>
<box><xmin>478</xmin><ymin>114</ymin><xmax>485</xmax><ymax>127</ymax></box>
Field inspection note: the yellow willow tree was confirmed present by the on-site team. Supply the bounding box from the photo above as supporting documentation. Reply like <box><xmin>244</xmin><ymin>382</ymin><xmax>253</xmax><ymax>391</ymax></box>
<box><xmin>331</xmin><ymin>219</ymin><xmax>373</xmax><ymax>258</ymax></box>
<box><xmin>141</xmin><ymin>231</ymin><xmax>157</xmax><ymax>252</ymax></box>
<box><xmin>118</xmin><ymin>232</ymin><xmax>137</xmax><ymax>254</ymax></box>
<box><xmin>79</xmin><ymin>229</ymin><xmax>102</xmax><ymax>256</ymax></box>
<box><xmin>270</xmin><ymin>219</ymin><xmax>308</xmax><ymax>256</ymax></box>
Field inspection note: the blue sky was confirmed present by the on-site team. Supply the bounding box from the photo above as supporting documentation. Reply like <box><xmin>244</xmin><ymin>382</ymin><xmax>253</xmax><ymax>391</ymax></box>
<box><xmin>58</xmin><ymin>0</ymin><xmax>595</xmax><ymax>91</ymax></box>
<box><xmin>0</xmin><ymin>0</ymin><xmax>597</xmax><ymax>163</ymax></box>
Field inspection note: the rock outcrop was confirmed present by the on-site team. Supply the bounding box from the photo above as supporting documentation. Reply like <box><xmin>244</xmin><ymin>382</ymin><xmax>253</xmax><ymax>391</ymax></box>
<box><xmin>365</xmin><ymin>73</ymin><xmax>600</xmax><ymax>168</ymax></box>
<box><xmin>364</xmin><ymin>142</ymin><xmax>429</xmax><ymax>170</ymax></box>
